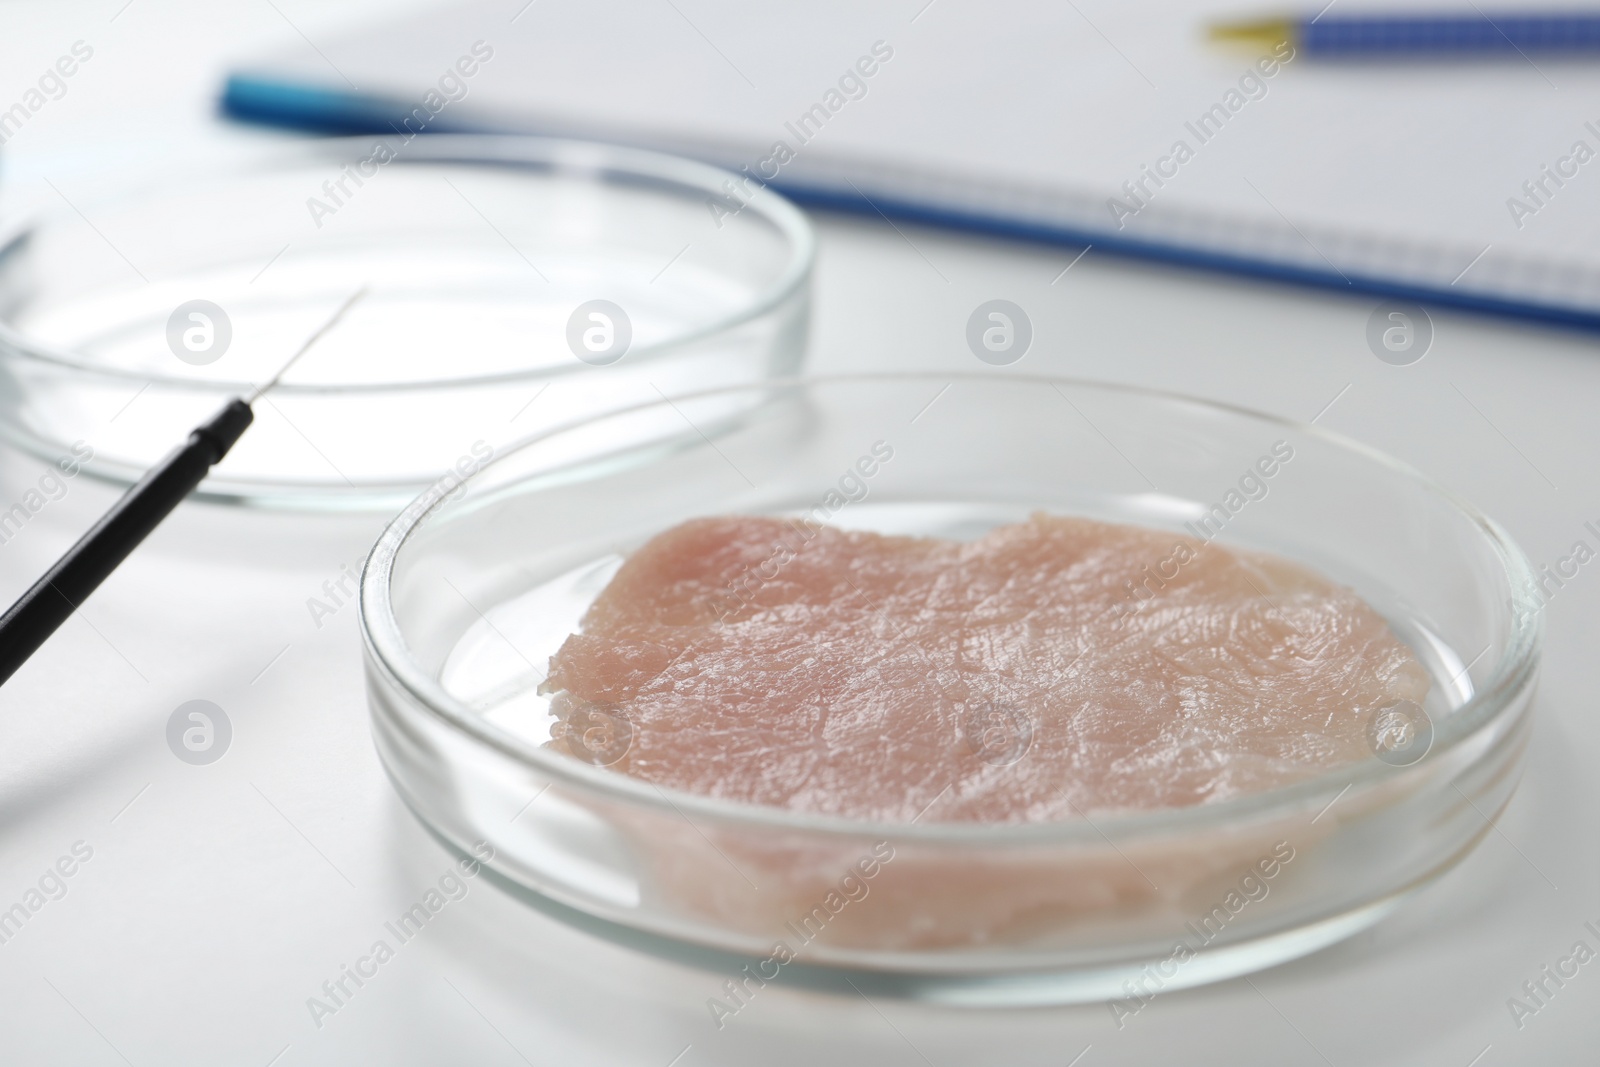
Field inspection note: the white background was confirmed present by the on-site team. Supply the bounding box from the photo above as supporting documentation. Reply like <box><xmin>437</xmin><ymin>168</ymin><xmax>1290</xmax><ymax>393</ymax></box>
<box><xmin>0</xmin><ymin>2</ymin><xmax>1595</xmax><ymax>1064</ymax></box>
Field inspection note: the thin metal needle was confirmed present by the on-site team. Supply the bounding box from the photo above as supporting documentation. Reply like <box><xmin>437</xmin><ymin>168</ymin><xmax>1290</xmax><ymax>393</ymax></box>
<box><xmin>246</xmin><ymin>285</ymin><xmax>369</xmax><ymax>403</ymax></box>
<box><xmin>0</xmin><ymin>285</ymin><xmax>373</xmax><ymax>688</ymax></box>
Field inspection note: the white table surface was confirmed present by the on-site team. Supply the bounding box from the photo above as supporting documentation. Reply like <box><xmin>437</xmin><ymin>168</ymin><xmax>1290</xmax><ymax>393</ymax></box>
<box><xmin>1</xmin><ymin>3</ymin><xmax>1596</xmax><ymax>1064</ymax></box>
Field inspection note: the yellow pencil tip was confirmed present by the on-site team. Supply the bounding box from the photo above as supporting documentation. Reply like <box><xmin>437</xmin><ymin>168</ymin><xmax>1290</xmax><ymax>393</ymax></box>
<box><xmin>1209</xmin><ymin>17</ymin><xmax>1295</xmax><ymax>48</ymax></box>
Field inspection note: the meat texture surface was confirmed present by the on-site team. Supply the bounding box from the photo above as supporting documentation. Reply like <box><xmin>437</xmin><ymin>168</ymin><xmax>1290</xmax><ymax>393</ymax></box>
<box><xmin>543</xmin><ymin>514</ymin><xmax>1428</xmax><ymax>823</ymax></box>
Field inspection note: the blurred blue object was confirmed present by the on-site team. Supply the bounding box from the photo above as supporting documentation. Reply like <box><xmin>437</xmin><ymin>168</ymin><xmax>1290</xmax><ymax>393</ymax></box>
<box><xmin>1213</xmin><ymin>11</ymin><xmax>1600</xmax><ymax>55</ymax></box>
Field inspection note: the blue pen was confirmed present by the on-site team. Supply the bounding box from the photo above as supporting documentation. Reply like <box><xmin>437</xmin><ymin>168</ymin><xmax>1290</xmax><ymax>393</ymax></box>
<box><xmin>1211</xmin><ymin>10</ymin><xmax>1600</xmax><ymax>55</ymax></box>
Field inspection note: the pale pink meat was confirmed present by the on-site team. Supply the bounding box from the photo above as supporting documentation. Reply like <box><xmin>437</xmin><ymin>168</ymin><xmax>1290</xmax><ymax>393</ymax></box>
<box><xmin>543</xmin><ymin>514</ymin><xmax>1429</xmax><ymax>823</ymax></box>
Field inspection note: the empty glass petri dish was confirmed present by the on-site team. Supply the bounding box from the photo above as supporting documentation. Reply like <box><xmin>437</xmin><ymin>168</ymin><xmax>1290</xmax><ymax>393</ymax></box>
<box><xmin>0</xmin><ymin>136</ymin><xmax>811</xmax><ymax>508</ymax></box>
<box><xmin>360</xmin><ymin>375</ymin><xmax>1540</xmax><ymax>1005</ymax></box>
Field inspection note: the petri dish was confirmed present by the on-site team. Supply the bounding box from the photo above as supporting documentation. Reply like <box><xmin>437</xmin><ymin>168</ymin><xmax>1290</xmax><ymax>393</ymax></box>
<box><xmin>0</xmin><ymin>135</ymin><xmax>812</xmax><ymax>509</ymax></box>
<box><xmin>360</xmin><ymin>375</ymin><xmax>1540</xmax><ymax>1005</ymax></box>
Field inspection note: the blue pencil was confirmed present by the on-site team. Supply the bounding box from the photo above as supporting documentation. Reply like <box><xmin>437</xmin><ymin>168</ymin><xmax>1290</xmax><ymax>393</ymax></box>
<box><xmin>1212</xmin><ymin>10</ymin><xmax>1600</xmax><ymax>55</ymax></box>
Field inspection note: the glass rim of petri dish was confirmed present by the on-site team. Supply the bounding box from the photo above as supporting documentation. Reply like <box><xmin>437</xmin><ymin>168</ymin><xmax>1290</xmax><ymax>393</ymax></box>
<box><xmin>0</xmin><ymin>134</ymin><xmax>815</xmax><ymax>395</ymax></box>
<box><xmin>360</xmin><ymin>372</ymin><xmax>1543</xmax><ymax>847</ymax></box>
<box><xmin>0</xmin><ymin>134</ymin><xmax>815</xmax><ymax>508</ymax></box>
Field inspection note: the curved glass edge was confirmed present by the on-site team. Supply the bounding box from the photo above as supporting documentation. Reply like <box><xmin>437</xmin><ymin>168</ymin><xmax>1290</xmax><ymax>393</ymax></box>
<box><xmin>0</xmin><ymin>133</ymin><xmax>816</xmax><ymax>392</ymax></box>
<box><xmin>367</xmin><ymin>638</ymin><xmax>1529</xmax><ymax>973</ymax></box>
<box><xmin>409</xmin><ymin>814</ymin><xmax>1416</xmax><ymax>1005</ymax></box>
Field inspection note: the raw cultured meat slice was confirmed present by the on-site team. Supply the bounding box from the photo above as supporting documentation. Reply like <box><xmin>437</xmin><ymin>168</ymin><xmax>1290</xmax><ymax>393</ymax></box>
<box><xmin>543</xmin><ymin>514</ymin><xmax>1428</xmax><ymax>823</ymax></box>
